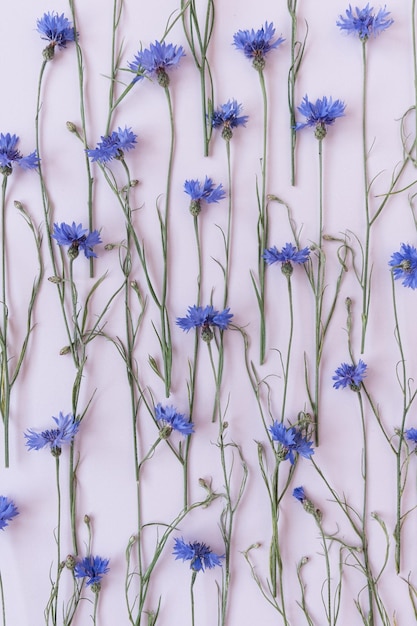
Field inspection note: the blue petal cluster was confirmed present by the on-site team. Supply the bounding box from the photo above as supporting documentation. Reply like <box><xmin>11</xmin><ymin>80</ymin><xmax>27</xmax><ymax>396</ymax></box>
<box><xmin>155</xmin><ymin>404</ymin><xmax>194</xmax><ymax>437</ymax></box>
<box><xmin>233</xmin><ymin>22</ymin><xmax>284</xmax><ymax>69</ymax></box>
<box><xmin>406</xmin><ymin>428</ymin><xmax>417</xmax><ymax>445</ymax></box>
<box><xmin>269</xmin><ymin>422</ymin><xmax>314</xmax><ymax>464</ymax></box>
<box><xmin>0</xmin><ymin>133</ymin><xmax>39</xmax><ymax>173</ymax></box>
<box><xmin>176</xmin><ymin>305</ymin><xmax>233</xmax><ymax>337</ymax></box>
<box><xmin>36</xmin><ymin>12</ymin><xmax>76</xmax><ymax>49</ymax></box>
<box><xmin>295</xmin><ymin>96</ymin><xmax>346</xmax><ymax>138</ymax></box>
<box><xmin>0</xmin><ymin>496</ymin><xmax>19</xmax><ymax>531</ymax></box>
<box><xmin>25</xmin><ymin>412</ymin><xmax>80</xmax><ymax>455</ymax></box>
<box><xmin>263</xmin><ymin>243</ymin><xmax>310</xmax><ymax>266</ymax></box>
<box><xmin>211</xmin><ymin>100</ymin><xmax>248</xmax><ymax>140</ymax></box>
<box><xmin>173</xmin><ymin>537</ymin><xmax>224</xmax><ymax>572</ymax></box>
<box><xmin>87</xmin><ymin>127</ymin><xmax>137</xmax><ymax>164</ymax></box>
<box><xmin>184</xmin><ymin>177</ymin><xmax>225</xmax><ymax>204</ymax></box>
<box><xmin>389</xmin><ymin>243</ymin><xmax>417</xmax><ymax>289</ymax></box>
<box><xmin>128</xmin><ymin>41</ymin><xmax>185</xmax><ymax>86</ymax></box>
<box><xmin>337</xmin><ymin>4</ymin><xmax>393</xmax><ymax>41</ymax></box>
<box><xmin>52</xmin><ymin>222</ymin><xmax>102</xmax><ymax>259</ymax></box>
<box><xmin>74</xmin><ymin>555</ymin><xmax>110</xmax><ymax>588</ymax></box>
<box><xmin>332</xmin><ymin>360</ymin><xmax>367</xmax><ymax>391</ymax></box>
<box><xmin>292</xmin><ymin>486</ymin><xmax>306</xmax><ymax>503</ymax></box>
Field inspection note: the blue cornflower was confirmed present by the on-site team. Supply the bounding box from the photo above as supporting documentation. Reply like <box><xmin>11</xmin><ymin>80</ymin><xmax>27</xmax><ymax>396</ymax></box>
<box><xmin>332</xmin><ymin>360</ymin><xmax>367</xmax><ymax>391</ymax></box>
<box><xmin>25</xmin><ymin>412</ymin><xmax>80</xmax><ymax>457</ymax></box>
<box><xmin>295</xmin><ymin>95</ymin><xmax>346</xmax><ymax>140</ymax></box>
<box><xmin>406</xmin><ymin>428</ymin><xmax>417</xmax><ymax>446</ymax></box>
<box><xmin>263</xmin><ymin>243</ymin><xmax>310</xmax><ymax>277</ymax></box>
<box><xmin>87</xmin><ymin>127</ymin><xmax>137</xmax><ymax>164</ymax></box>
<box><xmin>233</xmin><ymin>21</ymin><xmax>285</xmax><ymax>71</ymax></box>
<box><xmin>269</xmin><ymin>422</ymin><xmax>314</xmax><ymax>465</ymax></box>
<box><xmin>176</xmin><ymin>305</ymin><xmax>233</xmax><ymax>342</ymax></box>
<box><xmin>211</xmin><ymin>100</ymin><xmax>249</xmax><ymax>141</ymax></box>
<box><xmin>293</xmin><ymin>486</ymin><xmax>306</xmax><ymax>503</ymax></box>
<box><xmin>389</xmin><ymin>243</ymin><xmax>417</xmax><ymax>289</ymax></box>
<box><xmin>36</xmin><ymin>12</ymin><xmax>76</xmax><ymax>60</ymax></box>
<box><xmin>52</xmin><ymin>222</ymin><xmax>102</xmax><ymax>260</ymax></box>
<box><xmin>74</xmin><ymin>555</ymin><xmax>110</xmax><ymax>592</ymax></box>
<box><xmin>0</xmin><ymin>497</ymin><xmax>19</xmax><ymax>531</ymax></box>
<box><xmin>155</xmin><ymin>404</ymin><xmax>194</xmax><ymax>437</ymax></box>
<box><xmin>337</xmin><ymin>4</ymin><xmax>393</xmax><ymax>42</ymax></box>
<box><xmin>0</xmin><ymin>133</ymin><xmax>39</xmax><ymax>175</ymax></box>
<box><xmin>184</xmin><ymin>177</ymin><xmax>226</xmax><ymax>216</ymax></box>
<box><xmin>128</xmin><ymin>41</ymin><xmax>185</xmax><ymax>87</ymax></box>
<box><xmin>173</xmin><ymin>537</ymin><xmax>224</xmax><ymax>572</ymax></box>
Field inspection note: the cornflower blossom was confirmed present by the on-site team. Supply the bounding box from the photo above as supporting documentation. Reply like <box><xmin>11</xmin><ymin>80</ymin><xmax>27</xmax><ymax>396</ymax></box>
<box><xmin>269</xmin><ymin>422</ymin><xmax>314</xmax><ymax>465</ymax></box>
<box><xmin>128</xmin><ymin>41</ymin><xmax>185</xmax><ymax>87</ymax></box>
<box><xmin>173</xmin><ymin>538</ymin><xmax>224</xmax><ymax>572</ymax></box>
<box><xmin>332</xmin><ymin>360</ymin><xmax>367</xmax><ymax>391</ymax></box>
<box><xmin>52</xmin><ymin>222</ymin><xmax>102</xmax><ymax>260</ymax></box>
<box><xmin>295</xmin><ymin>95</ymin><xmax>346</xmax><ymax>140</ymax></box>
<box><xmin>155</xmin><ymin>404</ymin><xmax>194</xmax><ymax>437</ymax></box>
<box><xmin>337</xmin><ymin>4</ymin><xmax>393</xmax><ymax>42</ymax></box>
<box><xmin>74</xmin><ymin>555</ymin><xmax>110</xmax><ymax>593</ymax></box>
<box><xmin>389</xmin><ymin>244</ymin><xmax>417</xmax><ymax>290</ymax></box>
<box><xmin>233</xmin><ymin>21</ymin><xmax>285</xmax><ymax>71</ymax></box>
<box><xmin>87</xmin><ymin>127</ymin><xmax>137</xmax><ymax>164</ymax></box>
<box><xmin>24</xmin><ymin>412</ymin><xmax>80</xmax><ymax>457</ymax></box>
<box><xmin>176</xmin><ymin>305</ymin><xmax>233</xmax><ymax>342</ymax></box>
<box><xmin>211</xmin><ymin>99</ymin><xmax>248</xmax><ymax>141</ymax></box>
<box><xmin>406</xmin><ymin>428</ymin><xmax>417</xmax><ymax>447</ymax></box>
<box><xmin>184</xmin><ymin>177</ymin><xmax>226</xmax><ymax>216</ymax></box>
<box><xmin>293</xmin><ymin>486</ymin><xmax>321</xmax><ymax>521</ymax></box>
<box><xmin>0</xmin><ymin>496</ymin><xmax>19</xmax><ymax>531</ymax></box>
<box><xmin>0</xmin><ymin>133</ymin><xmax>39</xmax><ymax>175</ymax></box>
<box><xmin>263</xmin><ymin>243</ymin><xmax>310</xmax><ymax>277</ymax></box>
<box><xmin>36</xmin><ymin>12</ymin><xmax>76</xmax><ymax>60</ymax></box>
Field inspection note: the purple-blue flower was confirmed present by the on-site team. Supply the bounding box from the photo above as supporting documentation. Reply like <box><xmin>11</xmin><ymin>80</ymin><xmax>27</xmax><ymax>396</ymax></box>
<box><xmin>155</xmin><ymin>404</ymin><xmax>194</xmax><ymax>437</ymax></box>
<box><xmin>332</xmin><ymin>360</ymin><xmax>367</xmax><ymax>391</ymax></box>
<box><xmin>0</xmin><ymin>497</ymin><xmax>19</xmax><ymax>531</ymax></box>
<box><xmin>211</xmin><ymin>100</ymin><xmax>248</xmax><ymax>141</ymax></box>
<box><xmin>87</xmin><ymin>127</ymin><xmax>137</xmax><ymax>164</ymax></box>
<box><xmin>128</xmin><ymin>41</ymin><xmax>185</xmax><ymax>87</ymax></box>
<box><xmin>233</xmin><ymin>21</ymin><xmax>285</xmax><ymax>70</ymax></box>
<box><xmin>0</xmin><ymin>133</ymin><xmax>39</xmax><ymax>174</ymax></box>
<box><xmin>24</xmin><ymin>412</ymin><xmax>80</xmax><ymax>456</ymax></box>
<box><xmin>406</xmin><ymin>428</ymin><xmax>417</xmax><ymax>445</ymax></box>
<box><xmin>74</xmin><ymin>555</ymin><xmax>110</xmax><ymax>592</ymax></box>
<box><xmin>269</xmin><ymin>422</ymin><xmax>314</xmax><ymax>464</ymax></box>
<box><xmin>52</xmin><ymin>222</ymin><xmax>102</xmax><ymax>260</ymax></box>
<box><xmin>337</xmin><ymin>4</ymin><xmax>393</xmax><ymax>42</ymax></box>
<box><xmin>263</xmin><ymin>243</ymin><xmax>310</xmax><ymax>276</ymax></box>
<box><xmin>184</xmin><ymin>177</ymin><xmax>226</xmax><ymax>216</ymax></box>
<box><xmin>295</xmin><ymin>96</ymin><xmax>346</xmax><ymax>139</ymax></box>
<box><xmin>173</xmin><ymin>537</ymin><xmax>224</xmax><ymax>572</ymax></box>
<box><xmin>176</xmin><ymin>305</ymin><xmax>233</xmax><ymax>342</ymax></box>
<box><xmin>293</xmin><ymin>486</ymin><xmax>306</xmax><ymax>503</ymax></box>
<box><xmin>36</xmin><ymin>12</ymin><xmax>76</xmax><ymax>59</ymax></box>
<box><xmin>389</xmin><ymin>244</ymin><xmax>417</xmax><ymax>290</ymax></box>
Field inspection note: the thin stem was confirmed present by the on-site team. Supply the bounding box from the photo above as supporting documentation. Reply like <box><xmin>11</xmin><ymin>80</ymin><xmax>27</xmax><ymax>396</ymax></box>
<box><xmin>223</xmin><ymin>139</ymin><xmax>232</xmax><ymax>309</ymax></box>
<box><xmin>258</xmin><ymin>68</ymin><xmax>268</xmax><ymax>364</ymax></box>
<box><xmin>313</xmin><ymin>138</ymin><xmax>324</xmax><ymax>446</ymax></box>
<box><xmin>360</xmin><ymin>40</ymin><xmax>370</xmax><ymax>354</ymax></box>
<box><xmin>0</xmin><ymin>176</ymin><xmax>10</xmax><ymax>467</ymax></box>
<box><xmin>281</xmin><ymin>275</ymin><xmax>294</xmax><ymax>422</ymax></box>
<box><xmin>0</xmin><ymin>568</ymin><xmax>5</xmax><ymax>626</ymax></box>
<box><xmin>190</xmin><ymin>571</ymin><xmax>197</xmax><ymax>626</ymax></box>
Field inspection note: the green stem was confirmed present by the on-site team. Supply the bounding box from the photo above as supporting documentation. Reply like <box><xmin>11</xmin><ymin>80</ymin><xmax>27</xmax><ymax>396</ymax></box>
<box><xmin>313</xmin><ymin>138</ymin><xmax>324</xmax><ymax>446</ymax></box>
<box><xmin>190</xmin><ymin>571</ymin><xmax>197</xmax><ymax>626</ymax></box>
<box><xmin>360</xmin><ymin>40</ymin><xmax>370</xmax><ymax>354</ymax></box>
<box><xmin>258</xmin><ymin>68</ymin><xmax>268</xmax><ymax>364</ymax></box>
<box><xmin>0</xmin><ymin>568</ymin><xmax>5</xmax><ymax>626</ymax></box>
<box><xmin>0</xmin><ymin>176</ymin><xmax>10</xmax><ymax>468</ymax></box>
<box><xmin>281</xmin><ymin>276</ymin><xmax>294</xmax><ymax>422</ymax></box>
<box><xmin>223</xmin><ymin>139</ymin><xmax>232</xmax><ymax>309</ymax></box>
<box><xmin>413</xmin><ymin>0</ymin><xmax>417</xmax><ymax>164</ymax></box>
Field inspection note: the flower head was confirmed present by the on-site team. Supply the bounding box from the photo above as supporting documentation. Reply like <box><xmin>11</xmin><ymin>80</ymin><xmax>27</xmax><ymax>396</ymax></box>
<box><xmin>36</xmin><ymin>12</ymin><xmax>76</xmax><ymax>60</ymax></box>
<box><xmin>0</xmin><ymin>133</ymin><xmax>39</xmax><ymax>175</ymax></box>
<box><xmin>292</xmin><ymin>486</ymin><xmax>306</xmax><ymax>503</ymax></box>
<box><xmin>173</xmin><ymin>537</ymin><xmax>224</xmax><ymax>572</ymax></box>
<box><xmin>176</xmin><ymin>305</ymin><xmax>233</xmax><ymax>342</ymax></box>
<box><xmin>0</xmin><ymin>497</ymin><xmax>19</xmax><ymax>531</ymax></box>
<box><xmin>269</xmin><ymin>422</ymin><xmax>314</xmax><ymax>465</ymax></box>
<box><xmin>155</xmin><ymin>404</ymin><xmax>194</xmax><ymax>437</ymax></box>
<box><xmin>25</xmin><ymin>412</ymin><xmax>80</xmax><ymax>457</ymax></box>
<box><xmin>184</xmin><ymin>177</ymin><xmax>226</xmax><ymax>216</ymax></box>
<box><xmin>211</xmin><ymin>100</ymin><xmax>248</xmax><ymax>141</ymax></box>
<box><xmin>295</xmin><ymin>95</ymin><xmax>346</xmax><ymax>139</ymax></box>
<box><xmin>128</xmin><ymin>41</ymin><xmax>185</xmax><ymax>87</ymax></box>
<box><xmin>337</xmin><ymin>4</ymin><xmax>393</xmax><ymax>42</ymax></box>
<box><xmin>389</xmin><ymin>243</ymin><xmax>417</xmax><ymax>289</ymax></box>
<box><xmin>233</xmin><ymin>21</ymin><xmax>285</xmax><ymax>71</ymax></box>
<box><xmin>332</xmin><ymin>360</ymin><xmax>367</xmax><ymax>391</ymax></box>
<box><xmin>52</xmin><ymin>222</ymin><xmax>102</xmax><ymax>260</ymax></box>
<box><xmin>406</xmin><ymin>428</ymin><xmax>417</xmax><ymax>446</ymax></box>
<box><xmin>263</xmin><ymin>243</ymin><xmax>310</xmax><ymax>277</ymax></box>
<box><xmin>74</xmin><ymin>555</ymin><xmax>110</xmax><ymax>593</ymax></box>
<box><xmin>87</xmin><ymin>127</ymin><xmax>137</xmax><ymax>164</ymax></box>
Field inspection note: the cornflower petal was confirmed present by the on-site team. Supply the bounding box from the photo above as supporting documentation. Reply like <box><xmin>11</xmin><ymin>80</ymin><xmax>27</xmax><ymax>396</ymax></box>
<box><xmin>155</xmin><ymin>404</ymin><xmax>194</xmax><ymax>436</ymax></box>
<box><xmin>24</xmin><ymin>412</ymin><xmax>80</xmax><ymax>456</ymax></box>
<box><xmin>87</xmin><ymin>127</ymin><xmax>137</xmax><ymax>164</ymax></box>
<box><xmin>332</xmin><ymin>360</ymin><xmax>367</xmax><ymax>391</ymax></box>
<box><xmin>52</xmin><ymin>221</ymin><xmax>102</xmax><ymax>259</ymax></box>
<box><xmin>74</xmin><ymin>555</ymin><xmax>110</xmax><ymax>588</ymax></box>
<box><xmin>173</xmin><ymin>537</ymin><xmax>224</xmax><ymax>572</ymax></box>
<box><xmin>233</xmin><ymin>21</ymin><xmax>285</xmax><ymax>70</ymax></box>
<box><xmin>295</xmin><ymin>95</ymin><xmax>346</xmax><ymax>139</ymax></box>
<box><xmin>337</xmin><ymin>4</ymin><xmax>393</xmax><ymax>41</ymax></box>
<box><xmin>0</xmin><ymin>133</ymin><xmax>39</xmax><ymax>174</ymax></box>
<box><xmin>389</xmin><ymin>243</ymin><xmax>417</xmax><ymax>289</ymax></box>
<box><xmin>0</xmin><ymin>496</ymin><xmax>19</xmax><ymax>530</ymax></box>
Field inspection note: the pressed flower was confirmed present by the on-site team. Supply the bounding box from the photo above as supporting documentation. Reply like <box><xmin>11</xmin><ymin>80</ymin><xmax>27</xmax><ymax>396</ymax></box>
<box><xmin>292</xmin><ymin>486</ymin><xmax>321</xmax><ymax>520</ymax></box>
<box><xmin>233</xmin><ymin>21</ymin><xmax>285</xmax><ymax>71</ymax></box>
<box><xmin>87</xmin><ymin>127</ymin><xmax>137</xmax><ymax>164</ymax></box>
<box><xmin>155</xmin><ymin>404</ymin><xmax>194</xmax><ymax>437</ymax></box>
<box><xmin>389</xmin><ymin>243</ymin><xmax>417</xmax><ymax>289</ymax></box>
<box><xmin>128</xmin><ymin>41</ymin><xmax>185</xmax><ymax>87</ymax></box>
<box><xmin>332</xmin><ymin>360</ymin><xmax>367</xmax><ymax>391</ymax></box>
<box><xmin>0</xmin><ymin>496</ymin><xmax>19</xmax><ymax>531</ymax></box>
<box><xmin>0</xmin><ymin>133</ymin><xmax>39</xmax><ymax>175</ymax></box>
<box><xmin>184</xmin><ymin>177</ymin><xmax>226</xmax><ymax>216</ymax></box>
<box><xmin>36</xmin><ymin>12</ymin><xmax>76</xmax><ymax>60</ymax></box>
<box><xmin>337</xmin><ymin>4</ymin><xmax>393</xmax><ymax>42</ymax></box>
<box><xmin>263</xmin><ymin>243</ymin><xmax>310</xmax><ymax>277</ymax></box>
<box><xmin>74</xmin><ymin>555</ymin><xmax>110</xmax><ymax>592</ymax></box>
<box><xmin>25</xmin><ymin>412</ymin><xmax>80</xmax><ymax>457</ymax></box>
<box><xmin>176</xmin><ymin>305</ymin><xmax>233</xmax><ymax>342</ymax></box>
<box><xmin>292</xmin><ymin>486</ymin><xmax>306</xmax><ymax>503</ymax></box>
<box><xmin>211</xmin><ymin>99</ymin><xmax>249</xmax><ymax>141</ymax></box>
<box><xmin>269</xmin><ymin>422</ymin><xmax>314</xmax><ymax>464</ymax></box>
<box><xmin>173</xmin><ymin>537</ymin><xmax>224</xmax><ymax>572</ymax></box>
<box><xmin>295</xmin><ymin>95</ymin><xmax>346</xmax><ymax>140</ymax></box>
<box><xmin>52</xmin><ymin>222</ymin><xmax>102</xmax><ymax>260</ymax></box>
<box><xmin>406</xmin><ymin>428</ymin><xmax>417</xmax><ymax>445</ymax></box>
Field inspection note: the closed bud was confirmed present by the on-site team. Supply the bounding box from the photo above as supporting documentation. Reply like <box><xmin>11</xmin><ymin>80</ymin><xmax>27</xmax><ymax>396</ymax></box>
<box><xmin>66</xmin><ymin>121</ymin><xmax>77</xmax><ymax>133</ymax></box>
<box><xmin>14</xmin><ymin>200</ymin><xmax>24</xmax><ymax>211</ymax></box>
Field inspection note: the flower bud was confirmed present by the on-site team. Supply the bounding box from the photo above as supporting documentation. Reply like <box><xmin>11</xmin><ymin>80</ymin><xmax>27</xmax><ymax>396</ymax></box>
<box><xmin>66</xmin><ymin>121</ymin><xmax>77</xmax><ymax>133</ymax></box>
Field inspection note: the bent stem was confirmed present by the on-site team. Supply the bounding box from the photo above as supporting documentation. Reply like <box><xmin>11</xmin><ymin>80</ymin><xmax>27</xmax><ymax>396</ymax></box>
<box><xmin>190</xmin><ymin>571</ymin><xmax>197</xmax><ymax>626</ymax></box>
